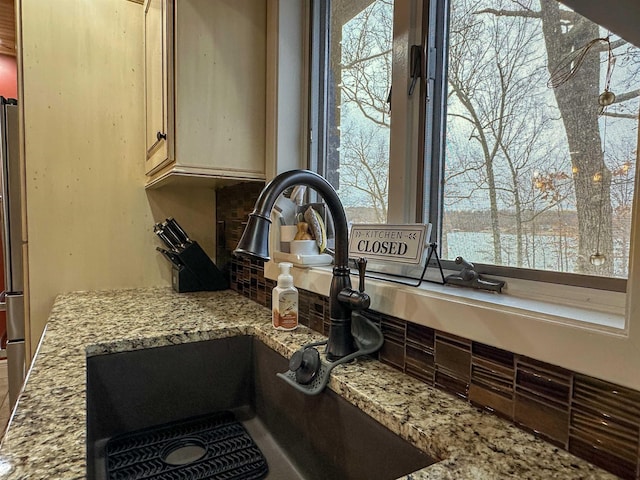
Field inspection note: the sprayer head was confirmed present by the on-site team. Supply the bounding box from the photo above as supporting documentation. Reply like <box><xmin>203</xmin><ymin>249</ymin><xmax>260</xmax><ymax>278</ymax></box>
<box><xmin>233</xmin><ymin>213</ymin><xmax>272</xmax><ymax>261</ymax></box>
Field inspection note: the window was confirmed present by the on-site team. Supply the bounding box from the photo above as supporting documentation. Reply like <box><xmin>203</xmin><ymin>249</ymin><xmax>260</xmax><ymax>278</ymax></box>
<box><xmin>311</xmin><ymin>0</ymin><xmax>639</xmax><ymax>290</ymax></box>
<box><xmin>310</xmin><ymin>0</ymin><xmax>395</xmax><ymax>225</ymax></box>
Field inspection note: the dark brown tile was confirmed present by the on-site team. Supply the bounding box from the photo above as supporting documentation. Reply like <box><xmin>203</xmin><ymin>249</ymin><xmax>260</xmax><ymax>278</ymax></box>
<box><xmin>310</xmin><ymin>293</ymin><xmax>325</xmax><ymax>314</ymax></box>
<box><xmin>569</xmin><ymin>436</ymin><xmax>637</xmax><ymax>480</ymax></box>
<box><xmin>516</xmin><ymin>356</ymin><xmax>572</xmax><ymax>406</ymax></box>
<box><xmin>265</xmin><ymin>279</ymin><xmax>276</xmax><ymax>308</ymax></box>
<box><xmin>514</xmin><ymin>356</ymin><xmax>571</xmax><ymax>447</ymax></box>
<box><xmin>435</xmin><ymin>332</ymin><xmax>471</xmax><ymax>382</ymax></box>
<box><xmin>297</xmin><ymin>289</ymin><xmax>311</xmax><ymax>327</ymax></box>
<box><xmin>380</xmin><ymin>315</ymin><xmax>406</xmax><ymax>344</ymax></box>
<box><xmin>305</xmin><ymin>291</ymin><xmax>326</xmax><ymax>333</ymax></box>
<box><xmin>472</xmin><ymin>356</ymin><xmax>514</xmax><ymax>395</ymax></box>
<box><xmin>256</xmin><ymin>286</ymin><xmax>266</xmax><ymax>306</ymax></box>
<box><xmin>215</xmin><ymin>182</ymin><xmax>263</xmax><ymax>273</ymax></box>
<box><xmin>309</xmin><ymin>311</ymin><xmax>324</xmax><ymax>333</ymax></box>
<box><xmin>572</xmin><ymin>375</ymin><xmax>640</xmax><ymax>426</ymax></box>
<box><xmin>569</xmin><ymin>374</ymin><xmax>640</xmax><ymax>480</ymax></box>
<box><xmin>436</xmin><ymin>369</ymin><xmax>469</xmax><ymax>399</ymax></box>
<box><xmin>515</xmin><ymin>391</ymin><xmax>569</xmax><ymax>447</ymax></box>
<box><xmin>379</xmin><ymin>315</ymin><xmax>406</xmax><ymax>369</ymax></box>
<box><xmin>406</xmin><ymin>323</ymin><xmax>434</xmax><ymax>350</ymax></box>
<box><xmin>379</xmin><ymin>338</ymin><xmax>405</xmax><ymax>369</ymax></box>
<box><xmin>435</xmin><ymin>330</ymin><xmax>469</xmax><ymax>346</ymax></box>
<box><xmin>470</xmin><ymin>347</ymin><xmax>514</xmax><ymax>420</ymax></box>
<box><xmin>405</xmin><ymin>323</ymin><xmax>434</xmax><ymax>383</ymax></box>
<box><xmin>322</xmin><ymin>296</ymin><xmax>331</xmax><ymax>336</ymax></box>
<box><xmin>469</xmin><ymin>383</ymin><xmax>513</xmax><ymax>419</ymax></box>
<box><xmin>405</xmin><ymin>344</ymin><xmax>435</xmax><ymax>385</ymax></box>
<box><xmin>470</xmin><ymin>342</ymin><xmax>514</xmax><ymax>418</ymax></box>
<box><xmin>323</xmin><ymin>317</ymin><xmax>331</xmax><ymax>337</ymax></box>
<box><xmin>472</xmin><ymin>342</ymin><xmax>514</xmax><ymax>368</ymax></box>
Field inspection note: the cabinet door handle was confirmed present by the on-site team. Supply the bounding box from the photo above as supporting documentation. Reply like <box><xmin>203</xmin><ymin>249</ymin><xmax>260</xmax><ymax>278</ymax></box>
<box><xmin>148</xmin><ymin>131</ymin><xmax>167</xmax><ymax>154</ymax></box>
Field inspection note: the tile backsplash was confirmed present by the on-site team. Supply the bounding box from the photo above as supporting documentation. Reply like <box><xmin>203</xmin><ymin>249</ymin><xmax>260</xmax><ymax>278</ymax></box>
<box><xmin>219</xmin><ymin>182</ymin><xmax>640</xmax><ymax>480</ymax></box>
<box><xmin>215</xmin><ymin>181</ymin><xmax>265</xmax><ymax>278</ymax></box>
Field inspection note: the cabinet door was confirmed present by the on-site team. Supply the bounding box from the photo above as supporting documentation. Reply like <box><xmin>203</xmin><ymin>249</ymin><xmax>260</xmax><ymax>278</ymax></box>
<box><xmin>174</xmin><ymin>0</ymin><xmax>266</xmax><ymax>177</ymax></box>
<box><xmin>144</xmin><ymin>0</ymin><xmax>170</xmax><ymax>174</ymax></box>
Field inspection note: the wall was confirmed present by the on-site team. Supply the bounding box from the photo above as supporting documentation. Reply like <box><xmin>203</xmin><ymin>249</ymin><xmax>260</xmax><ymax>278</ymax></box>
<box><xmin>19</xmin><ymin>0</ymin><xmax>168</xmax><ymax>355</ymax></box>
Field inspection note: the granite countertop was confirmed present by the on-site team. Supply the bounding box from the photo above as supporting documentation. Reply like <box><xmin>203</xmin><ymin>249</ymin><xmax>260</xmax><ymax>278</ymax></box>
<box><xmin>0</xmin><ymin>287</ymin><xmax>614</xmax><ymax>479</ymax></box>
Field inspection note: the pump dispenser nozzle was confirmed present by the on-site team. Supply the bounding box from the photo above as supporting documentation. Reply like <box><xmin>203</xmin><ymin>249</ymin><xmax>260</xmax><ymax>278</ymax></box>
<box><xmin>278</xmin><ymin>262</ymin><xmax>293</xmax><ymax>288</ymax></box>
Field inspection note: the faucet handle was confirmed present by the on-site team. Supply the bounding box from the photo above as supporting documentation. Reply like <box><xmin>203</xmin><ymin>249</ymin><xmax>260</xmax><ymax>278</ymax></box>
<box><xmin>337</xmin><ymin>257</ymin><xmax>370</xmax><ymax>311</ymax></box>
<box><xmin>357</xmin><ymin>257</ymin><xmax>367</xmax><ymax>292</ymax></box>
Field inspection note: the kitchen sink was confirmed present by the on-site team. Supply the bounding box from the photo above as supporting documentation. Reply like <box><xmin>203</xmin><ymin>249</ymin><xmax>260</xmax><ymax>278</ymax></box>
<box><xmin>86</xmin><ymin>336</ymin><xmax>435</xmax><ymax>480</ymax></box>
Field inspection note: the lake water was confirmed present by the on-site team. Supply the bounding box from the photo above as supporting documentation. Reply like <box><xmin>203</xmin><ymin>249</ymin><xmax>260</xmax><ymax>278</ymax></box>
<box><xmin>445</xmin><ymin>231</ymin><xmax>627</xmax><ymax>276</ymax></box>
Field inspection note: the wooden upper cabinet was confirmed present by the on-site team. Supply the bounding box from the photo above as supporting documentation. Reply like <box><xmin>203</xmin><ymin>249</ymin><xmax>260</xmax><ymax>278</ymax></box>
<box><xmin>143</xmin><ymin>0</ymin><xmax>267</xmax><ymax>188</ymax></box>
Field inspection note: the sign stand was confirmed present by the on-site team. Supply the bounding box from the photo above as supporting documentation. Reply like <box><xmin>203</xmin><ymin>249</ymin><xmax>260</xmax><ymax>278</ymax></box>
<box><xmin>355</xmin><ymin>242</ymin><xmax>446</xmax><ymax>287</ymax></box>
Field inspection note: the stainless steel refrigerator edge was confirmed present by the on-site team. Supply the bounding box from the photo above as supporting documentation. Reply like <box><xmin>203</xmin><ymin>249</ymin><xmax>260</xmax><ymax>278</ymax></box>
<box><xmin>0</xmin><ymin>98</ymin><xmax>24</xmax><ymax>408</ymax></box>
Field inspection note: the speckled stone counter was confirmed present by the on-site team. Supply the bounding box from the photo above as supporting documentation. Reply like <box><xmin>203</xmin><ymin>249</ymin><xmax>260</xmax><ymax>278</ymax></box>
<box><xmin>0</xmin><ymin>287</ymin><xmax>615</xmax><ymax>479</ymax></box>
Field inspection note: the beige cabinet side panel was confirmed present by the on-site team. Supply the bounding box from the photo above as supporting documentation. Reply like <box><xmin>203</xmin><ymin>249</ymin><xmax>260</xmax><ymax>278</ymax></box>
<box><xmin>174</xmin><ymin>0</ymin><xmax>266</xmax><ymax>175</ymax></box>
<box><xmin>20</xmin><ymin>0</ymin><xmax>166</xmax><ymax>350</ymax></box>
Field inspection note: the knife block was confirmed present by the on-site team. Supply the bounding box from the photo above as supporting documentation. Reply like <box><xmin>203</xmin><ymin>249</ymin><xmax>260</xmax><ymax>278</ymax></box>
<box><xmin>171</xmin><ymin>242</ymin><xmax>228</xmax><ymax>293</ymax></box>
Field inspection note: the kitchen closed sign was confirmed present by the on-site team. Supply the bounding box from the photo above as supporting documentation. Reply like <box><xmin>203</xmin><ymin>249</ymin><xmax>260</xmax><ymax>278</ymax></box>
<box><xmin>348</xmin><ymin>224</ymin><xmax>431</xmax><ymax>264</ymax></box>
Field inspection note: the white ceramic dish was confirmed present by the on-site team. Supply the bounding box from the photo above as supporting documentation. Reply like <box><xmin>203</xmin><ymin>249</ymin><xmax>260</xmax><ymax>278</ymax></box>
<box><xmin>272</xmin><ymin>251</ymin><xmax>333</xmax><ymax>268</ymax></box>
<box><xmin>290</xmin><ymin>239</ymin><xmax>320</xmax><ymax>256</ymax></box>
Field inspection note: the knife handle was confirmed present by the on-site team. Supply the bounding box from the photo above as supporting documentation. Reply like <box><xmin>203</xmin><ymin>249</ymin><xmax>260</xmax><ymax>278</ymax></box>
<box><xmin>166</xmin><ymin>217</ymin><xmax>191</xmax><ymax>244</ymax></box>
<box><xmin>162</xmin><ymin>225</ymin><xmax>186</xmax><ymax>249</ymax></box>
<box><xmin>156</xmin><ymin>230</ymin><xmax>179</xmax><ymax>252</ymax></box>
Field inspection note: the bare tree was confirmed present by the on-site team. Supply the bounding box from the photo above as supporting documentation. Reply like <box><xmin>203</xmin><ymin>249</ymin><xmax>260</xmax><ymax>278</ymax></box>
<box><xmin>339</xmin><ymin>0</ymin><xmax>393</xmax><ymax>128</ymax></box>
<box><xmin>446</xmin><ymin>0</ymin><xmax>567</xmax><ymax>267</ymax></box>
<box><xmin>476</xmin><ymin>0</ymin><xmax>640</xmax><ymax>275</ymax></box>
<box><xmin>444</xmin><ymin>0</ymin><xmax>639</xmax><ymax>277</ymax></box>
<box><xmin>330</xmin><ymin>0</ymin><xmax>393</xmax><ymax>222</ymax></box>
<box><xmin>339</xmin><ymin>122</ymin><xmax>389</xmax><ymax>222</ymax></box>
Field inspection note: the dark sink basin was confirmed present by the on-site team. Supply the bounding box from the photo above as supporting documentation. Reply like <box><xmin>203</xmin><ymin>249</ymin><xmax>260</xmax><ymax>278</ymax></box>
<box><xmin>86</xmin><ymin>336</ymin><xmax>435</xmax><ymax>480</ymax></box>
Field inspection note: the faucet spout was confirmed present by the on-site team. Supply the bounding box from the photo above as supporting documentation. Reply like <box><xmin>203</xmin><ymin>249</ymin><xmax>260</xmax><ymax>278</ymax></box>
<box><xmin>234</xmin><ymin>170</ymin><xmax>359</xmax><ymax>360</ymax></box>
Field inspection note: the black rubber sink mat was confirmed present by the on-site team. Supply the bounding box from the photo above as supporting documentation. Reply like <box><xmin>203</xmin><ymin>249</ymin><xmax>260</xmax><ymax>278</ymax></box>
<box><xmin>105</xmin><ymin>411</ymin><xmax>268</xmax><ymax>480</ymax></box>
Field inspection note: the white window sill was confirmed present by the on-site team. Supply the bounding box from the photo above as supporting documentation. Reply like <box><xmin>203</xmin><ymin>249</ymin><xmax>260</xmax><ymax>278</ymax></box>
<box><xmin>266</xmin><ymin>262</ymin><xmax>625</xmax><ymax>332</ymax></box>
<box><xmin>264</xmin><ymin>261</ymin><xmax>634</xmax><ymax>388</ymax></box>
<box><xmin>416</xmin><ymin>273</ymin><xmax>625</xmax><ymax>332</ymax></box>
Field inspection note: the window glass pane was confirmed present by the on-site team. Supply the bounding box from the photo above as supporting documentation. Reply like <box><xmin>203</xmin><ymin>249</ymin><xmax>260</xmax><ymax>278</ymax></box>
<box><xmin>326</xmin><ymin>0</ymin><xmax>393</xmax><ymax>225</ymax></box>
<box><xmin>442</xmin><ymin>0</ymin><xmax>639</xmax><ymax>278</ymax></box>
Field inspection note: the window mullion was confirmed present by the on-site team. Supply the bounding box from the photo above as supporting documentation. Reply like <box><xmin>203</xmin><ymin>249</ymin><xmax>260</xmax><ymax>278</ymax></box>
<box><xmin>387</xmin><ymin>0</ymin><xmax>423</xmax><ymax>224</ymax></box>
<box><xmin>422</xmin><ymin>0</ymin><xmax>448</xmax><ymax>243</ymax></box>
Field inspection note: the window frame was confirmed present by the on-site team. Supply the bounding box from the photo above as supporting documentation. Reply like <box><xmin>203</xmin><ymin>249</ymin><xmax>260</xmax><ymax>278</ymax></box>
<box><xmin>426</xmin><ymin>0</ymin><xmax>629</xmax><ymax>292</ymax></box>
<box><xmin>308</xmin><ymin>0</ymin><xmax>330</xmax><ymax>182</ymax></box>
<box><xmin>309</xmin><ymin>0</ymin><xmax>632</xmax><ymax>293</ymax></box>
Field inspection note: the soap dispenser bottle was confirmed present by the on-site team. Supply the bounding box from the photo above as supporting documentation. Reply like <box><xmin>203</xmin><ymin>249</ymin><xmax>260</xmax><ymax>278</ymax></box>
<box><xmin>272</xmin><ymin>262</ymin><xmax>298</xmax><ymax>330</ymax></box>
